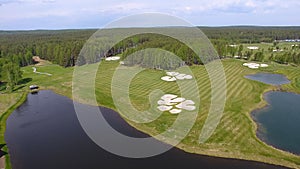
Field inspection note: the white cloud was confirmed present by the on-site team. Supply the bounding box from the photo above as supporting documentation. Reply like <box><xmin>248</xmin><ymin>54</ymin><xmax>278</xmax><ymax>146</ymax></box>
<box><xmin>0</xmin><ymin>0</ymin><xmax>299</xmax><ymax>29</ymax></box>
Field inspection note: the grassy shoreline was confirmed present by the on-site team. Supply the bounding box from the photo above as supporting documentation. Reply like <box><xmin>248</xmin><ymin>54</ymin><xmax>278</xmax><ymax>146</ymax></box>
<box><xmin>0</xmin><ymin>91</ymin><xmax>28</xmax><ymax>169</ymax></box>
<box><xmin>1</xmin><ymin>59</ymin><xmax>300</xmax><ymax>168</ymax></box>
<box><xmin>118</xmin><ymin>88</ymin><xmax>300</xmax><ymax>169</ymax></box>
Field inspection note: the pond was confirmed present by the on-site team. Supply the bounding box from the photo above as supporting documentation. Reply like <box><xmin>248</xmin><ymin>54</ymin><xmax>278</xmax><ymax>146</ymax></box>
<box><xmin>245</xmin><ymin>73</ymin><xmax>290</xmax><ymax>85</ymax></box>
<box><xmin>5</xmin><ymin>90</ymin><xmax>287</xmax><ymax>169</ymax></box>
<box><xmin>252</xmin><ymin>91</ymin><xmax>300</xmax><ymax>155</ymax></box>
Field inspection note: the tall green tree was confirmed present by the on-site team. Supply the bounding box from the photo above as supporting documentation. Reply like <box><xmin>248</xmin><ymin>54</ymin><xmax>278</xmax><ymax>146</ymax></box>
<box><xmin>238</xmin><ymin>45</ymin><xmax>244</xmax><ymax>57</ymax></box>
<box><xmin>1</xmin><ymin>62</ymin><xmax>22</xmax><ymax>92</ymax></box>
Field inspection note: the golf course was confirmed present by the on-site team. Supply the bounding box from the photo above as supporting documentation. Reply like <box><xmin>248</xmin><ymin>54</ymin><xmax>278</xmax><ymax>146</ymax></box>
<box><xmin>1</xmin><ymin>57</ymin><xmax>300</xmax><ymax>168</ymax></box>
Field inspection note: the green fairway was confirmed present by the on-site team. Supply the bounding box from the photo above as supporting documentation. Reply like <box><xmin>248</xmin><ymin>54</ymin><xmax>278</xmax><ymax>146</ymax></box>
<box><xmin>1</xmin><ymin>59</ymin><xmax>300</xmax><ymax>168</ymax></box>
<box><xmin>93</xmin><ymin>59</ymin><xmax>300</xmax><ymax>168</ymax></box>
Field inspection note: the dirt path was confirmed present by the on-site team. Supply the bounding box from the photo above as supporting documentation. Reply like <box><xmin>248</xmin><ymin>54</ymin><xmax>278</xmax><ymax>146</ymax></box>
<box><xmin>0</xmin><ymin>156</ymin><xmax>5</xmax><ymax>169</ymax></box>
<box><xmin>32</xmin><ymin>67</ymin><xmax>52</xmax><ymax>76</ymax></box>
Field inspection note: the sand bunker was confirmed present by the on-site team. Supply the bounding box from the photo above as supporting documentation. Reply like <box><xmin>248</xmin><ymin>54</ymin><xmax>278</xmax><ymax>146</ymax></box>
<box><xmin>170</xmin><ymin>97</ymin><xmax>185</xmax><ymax>103</ymax></box>
<box><xmin>157</xmin><ymin>94</ymin><xmax>196</xmax><ymax>114</ymax></box>
<box><xmin>260</xmin><ymin>64</ymin><xmax>269</xmax><ymax>68</ymax></box>
<box><xmin>243</xmin><ymin>63</ymin><xmax>268</xmax><ymax>69</ymax></box>
<box><xmin>175</xmin><ymin>100</ymin><xmax>196</xmax><ymax>111</ymax></box>
<box><xmin>166</xmin><ymin>72</ymin><xmax>180</xmax><ymax>76</ymax></box>
<box><xmin>161</xmin><ymin>94</ymin><xmax>178</xmax><ymax>101</ymax></box>
<box><xmin>157</xmin><ymin>105</ymin><xmax>173</xmax><ymax>112</ymax></box>
<box><xmin>169</xmin><ymin>109</ymin><xmax>182</xmax><ymax>114</ymax></box>
<box><xmin>161</xmin><ymin>76</ymin><xmax>177</xmax><ymax>82</ymax></box>
<box><xmin>161</xmin><ymin>72</ymin><xmax>193</xmax><ymax>82</ymax></box>
<box><xmin>247</xmin><ymin>46</ymin><xmax>259</xmax><ymax>50</ymax></box>
<box><xmin>105</xmin><ymin>56</ymin><xmax>120</xmax><ymax>61</ymax></box>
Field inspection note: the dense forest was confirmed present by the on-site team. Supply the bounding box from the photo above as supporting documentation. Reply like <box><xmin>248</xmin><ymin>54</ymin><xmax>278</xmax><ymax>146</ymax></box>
<box><xmin>1</xmin><ymin>26</ymin><xmax>300</xmax><ymax>90</ymax></box>
<box><xmin>0</xmin><ymin>30</ymin><xmax>94</xmax><ymax>67</ymax></box>
<box><xmin>201</xmin><ymin>26</ymin><xmax>300</xmax><ymax>43</ymax></box>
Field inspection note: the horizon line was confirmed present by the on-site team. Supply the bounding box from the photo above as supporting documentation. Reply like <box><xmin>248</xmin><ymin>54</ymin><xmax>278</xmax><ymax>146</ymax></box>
<box><xmin>1</xmin><ymin>25</ymin><xmax>300</xmax><ymax>31</ymax></box>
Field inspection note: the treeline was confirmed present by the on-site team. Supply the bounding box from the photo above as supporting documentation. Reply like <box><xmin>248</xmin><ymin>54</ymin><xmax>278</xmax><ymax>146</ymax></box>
<box><xmin>0</xmin><ymin>29</ymin><xmax>95</xmax><ymax>67</ymax></box>
<box><xmin>212</xmin><ymin>41</ymin><xmax>300</xmax><ymax>64</ymax></box>
<box><xmin>1</xmin><ymin>27</ymin><xmax>300</xmax><ymax>69</ymax></box>
<box><xmin>0</xmin><ymin>58</ymin><xmax>22</xmax><ymax>92</ymax></box>
<box><xmin>76</xmin><ymin>29</ymin><xmax>205</xmax><ymax>69</ymax></box>
<box><xmin>201</xmin><ymin>26</ymin><xmax>300</xmax><ymax>43</ymax></box>
<box><xmin>119</xmin><ymin>33</ymin><xmax>201</xmax><ymax>69</ymax></box>
<box><xmin>248</xmin><ymin>47</ymin><xmax>300</xmax><ymax>64</ymax></box>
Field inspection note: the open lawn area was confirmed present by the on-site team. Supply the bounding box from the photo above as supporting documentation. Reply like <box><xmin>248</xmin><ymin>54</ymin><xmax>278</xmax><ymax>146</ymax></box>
<box><xmin>1</xmin><ymin>59</ymin><xmax>300</xmax><ymax>168</ymax></box>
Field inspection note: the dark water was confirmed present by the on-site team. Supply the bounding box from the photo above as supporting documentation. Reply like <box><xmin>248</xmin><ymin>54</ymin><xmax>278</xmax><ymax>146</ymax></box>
<box><xmin>252</xmin><ymin>92</ymin><xmax>300</xmax><ymax>155</ymax></box>
<box><xmin>245</xmin><ymin>73</ymin><xmax>290</xmax><ymax>85</ymax></box>
<box><xmin>5</xmin><ymin>90</ymin><xmax>288</xmax><ymax>169</ymax></box>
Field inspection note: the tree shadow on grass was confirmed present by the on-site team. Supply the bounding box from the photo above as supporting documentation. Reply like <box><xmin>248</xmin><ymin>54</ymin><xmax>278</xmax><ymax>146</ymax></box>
<box><xmin>12</xmin><ymin>78</ymin><xmax>33</xmax><ymax>92</ymax></box>
<box><xmin>1</xmin><ymin>78</ymin><xmax>33</xmax><ymax>93</ymax></box>
<box><xmin>13</xmin><ymin>85</ymin><xmax>26</xmax><ymax>92</ymax></box>
<box><xmin>18</xmin><ymin>78</ymin><xmax>32</xmax><ymax>85</ymax></box>
<box><xmin>0</xmin><ymin>82</ymin><xmax>7</xmax><ymax>92</ymax></box>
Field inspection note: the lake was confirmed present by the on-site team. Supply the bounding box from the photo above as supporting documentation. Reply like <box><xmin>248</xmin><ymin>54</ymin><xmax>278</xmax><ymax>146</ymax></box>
<box><xmin>5</xmin><ymin>90</ymin><xmax>287</xmax><ymax>169</ymax></box>
<box><xmin>245</xmin><ymin>73</ymin><xmax>290</xmax><ymax>85</ymax></box>
<box><xmin>252</xmin><ymin>91</ymin><xmax>300</xmax><ymax>155</ymax></box>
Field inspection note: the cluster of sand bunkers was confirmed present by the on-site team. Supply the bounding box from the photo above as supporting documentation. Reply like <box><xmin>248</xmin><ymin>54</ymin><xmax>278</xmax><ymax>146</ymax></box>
<box><xmin>157</xmin><ymin>94</ymin><xmax>196</xmax><ymax>114</ymax></box>
<box><xmin>161</xmin><ymin>72</ymin><xmax>193</xmax><ymax>82</ymax></box>
<box><xmin>243</xmin><ymin>63</ymin><xmax>269</xmax><ymax>69</ymax></box>
<box><xmin>105</xmin><ymin>56</ymin><xmax>120</xmax><ymax>61</ymax></box>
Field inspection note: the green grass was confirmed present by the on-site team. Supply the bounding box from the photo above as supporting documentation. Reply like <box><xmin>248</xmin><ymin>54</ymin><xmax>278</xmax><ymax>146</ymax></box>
<box><xmin>240</xmin><ymin>42</ymin><xmax>300</xmax><ymax>61</ymax></box>
<box><xmin>0</xmin><ymin>92</ymin><xmax>27</xmax><ymax>169</ymax></box>
<box><xmin>21</xmin><ymin>64</ymin><xmax>74</xmax><ymax>98</ymax></box>
<box><xmin>1</xmin><ymin>59</ymin><xmax>300</xmax><ymax>168</ymax></box>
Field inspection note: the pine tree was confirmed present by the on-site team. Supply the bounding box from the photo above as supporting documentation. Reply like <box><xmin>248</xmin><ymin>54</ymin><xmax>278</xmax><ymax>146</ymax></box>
<box><xmin>1</xmin><ymin>62</ymin><xmax>22</xmax><ymax>92</ymax></box>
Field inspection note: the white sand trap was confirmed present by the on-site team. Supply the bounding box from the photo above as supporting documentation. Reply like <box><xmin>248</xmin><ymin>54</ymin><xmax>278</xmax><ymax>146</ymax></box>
<box><xmin>175</xmin><ymin>74</ymin><xmax>193</xmax><ymax>80</ymax></box>
<box><xmin>175</xmin><ymin>100</ymin><xmax>196</xmax><ymax>111</ymax></box>
<box><xmin>157</xmin><ymin>100</ymin><xmax>176</xmax><ymax>106</ymax></box>
<box><xmin>161</xmin><ymin>76</ymin><xmax>177</xmax><ymax>82</ymax></box>
<box><xmin>162</xmin><ymin>72</ymin><xmax>193</xmax><ymax>81</ymax></box>
<box><xmin>247</xmin><ymin>46</ymin><xmax>259</xmax><ymax>50</ymax></box>
<box><xmin>157</xmin><ymin>94</ymin><xmax>196</xmax><ymax>114</ymax></box>
<box><xmin>243</xmin><ymin>63</ymin><xmax>259</xmax><ymax>67</ymax></box>
<box><xmin>169</xmin><ymin>109</ymin><xmax>182</xmax><ymax>114</ymax></box>
<box><xmin>260</xmin><ymin>64</ymin><xmax>269</xmax><ymax>67</ymax></box>
<box><xmin>248</xmin><ymin>65</ymin><xmax>259</xmax><ymax>69</ymax></box>
<box><xmin>166</xmin><ymin>72</ymin><xmax>179</xmax><ymax>76</ymax></box>
<box><xmin>243</xmin><ymin>63</ymin><xmax>267</xmax><ymax>69</ymax></box>
<box><xmin>170</xmin><ymin>97</ymin><xmax>185</xmax><ymax>103</ymax></box>
<box><xmin>184</xmin><ymin>75</ymin><xmax>193</xmax><ymax>79</ymax></box>
<box><xmin>175</xmin><ymin>74</ymin><xmax>186</xmax><ymax>80</ymax></box>
<box><xmin>157</xmin><ymin>105</ymin><xmax>173</xmax><ymax>112</ymax></box>
<box><xmin>105</xmin><ymin>56</ymin><xmax>120</xmax><ymax>61</ymax></box>
<box><xmin>161</xmin><ymin>94</ymin><xmax>178</xmax><ymax>101</ymax></box>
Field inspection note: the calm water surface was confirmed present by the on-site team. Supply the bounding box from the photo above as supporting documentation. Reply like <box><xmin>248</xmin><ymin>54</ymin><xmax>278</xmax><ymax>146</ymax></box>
<box><xmin>5</xmin><ymin>90</ymin><xmax>288</xmax><ymax>169</ymax></box>
<box><xmin>252</xmin><ymin>92</ymin><xmax>300</xmax><ymax>155</ymax></box>
<box><xmin>245</xmin><ymin>73</ymin><xmax>290</xmax><ymax>85</ymax></box>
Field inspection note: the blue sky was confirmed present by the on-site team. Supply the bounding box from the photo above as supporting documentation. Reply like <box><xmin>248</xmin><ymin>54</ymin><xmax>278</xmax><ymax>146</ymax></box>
<box><xmin>0</xmin><ymin>0</ymin><xmax>299</xmax><ymax>30</ymax></box>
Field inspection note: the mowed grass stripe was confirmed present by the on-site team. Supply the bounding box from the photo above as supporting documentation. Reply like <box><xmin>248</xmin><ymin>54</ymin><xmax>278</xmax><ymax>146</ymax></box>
<box><xmin>45</xmin><ymin>59</ymin><xmax>300</xmax><ymax>168</ymax></box>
